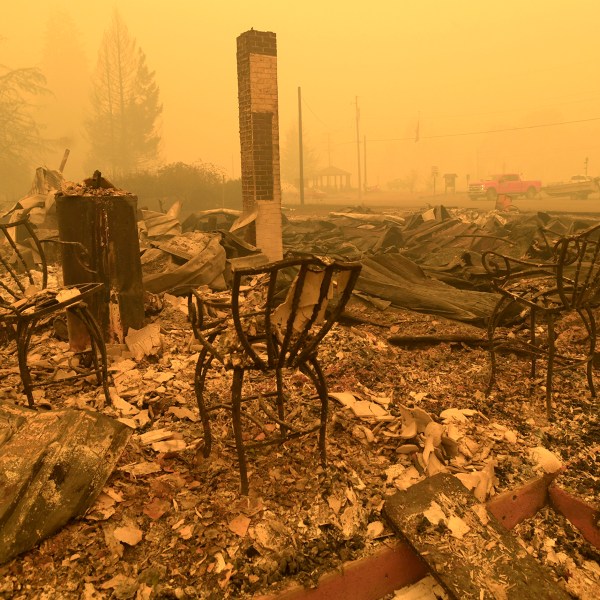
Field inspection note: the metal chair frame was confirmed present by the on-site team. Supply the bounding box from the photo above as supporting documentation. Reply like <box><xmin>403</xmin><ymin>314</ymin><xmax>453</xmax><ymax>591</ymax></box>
<box><xmin>187</xmin><ymin>256</ymin><xmax>361</xmax><ymax>494</ymax></box>
<box><xmin>0</xmin><ymin>217</ymin><xmax>111</xmax><ymax>407</ymax></box>
<box><xmin>482</xmin><ymin>222</ymin><xmax>600</xmax><ymax>417</ymax></box>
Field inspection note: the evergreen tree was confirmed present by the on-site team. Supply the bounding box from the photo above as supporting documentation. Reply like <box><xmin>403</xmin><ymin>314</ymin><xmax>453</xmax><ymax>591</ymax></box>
<box><xmin>0</xmin><ymin>65</ymin><xmax>48</xmax><ymax>202</ymax></box>
<box><xmin>86</xmin><ymin>10</ymin><xmax>162</xmax><ymax>177</ymax></box>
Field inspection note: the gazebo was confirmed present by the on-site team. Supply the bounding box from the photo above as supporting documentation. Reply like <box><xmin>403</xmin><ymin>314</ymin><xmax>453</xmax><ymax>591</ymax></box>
<box><xmin>312</xmin><ymin>166</ymin><xmax>351</xmax><ymax>191</ymax></box>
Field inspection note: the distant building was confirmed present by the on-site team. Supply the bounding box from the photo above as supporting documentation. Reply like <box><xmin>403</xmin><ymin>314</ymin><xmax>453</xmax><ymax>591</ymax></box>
<box><xmin>312</xmin><ymin>166</ymin><xmax>351</xmax><ymax>191</ymax></box>
<box><xmin>443</xmin><ymin>173</ymin><xmax>458</xmax><ymax>193</ymax></box>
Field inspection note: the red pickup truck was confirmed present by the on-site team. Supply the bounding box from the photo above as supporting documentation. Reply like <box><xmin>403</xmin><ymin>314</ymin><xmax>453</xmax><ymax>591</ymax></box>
<box><xmin>468</xmin><ymin>174</ymin><xmax>541</xmax><ymax>201</ymax></box>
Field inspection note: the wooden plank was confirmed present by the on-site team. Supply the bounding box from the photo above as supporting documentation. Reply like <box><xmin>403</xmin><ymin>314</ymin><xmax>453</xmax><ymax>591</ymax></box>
<box><xmin>383</xmin><ymin>473</ymin><xmax>571</xmax><ymax>600</ymax></box>
<box><xmin>256</xmin><ymin>543</ymin><xmax>429</xmax><ymax>600</ymax></box>
<box><xmin>0</xmin><ymin>402</ymin><xmax>131</xmax><ymax>564</ymax></box>
<box><xmin>549</xmin><ymin>485</ymin><xmax>600</xmax><ymax>549</ymax></box>
<box><xmin>487</xmin><ymin>473</ymin><xmax>558</xmax><ymax>530</ymax></box>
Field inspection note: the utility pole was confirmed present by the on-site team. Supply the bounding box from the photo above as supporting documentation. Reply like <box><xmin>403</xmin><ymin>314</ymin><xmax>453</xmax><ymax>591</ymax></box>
<box><xmin>298</xmin><ymin>87</ymin><xmax>305</xmax><ymax>206</ymax></box>
<box><xmin>584</xmin><ymin>157</ymin><xmax>589</xmax><ymax>176</ymax></box>
<box><xmin>432</xmin><ymin>166</ymin><xmax>439</xmax><ymax>196</ymax></box>
<box><xmin>222</xmin><ymin>174</ymin><xmax>226</xmax><ymax>208</ymax></box>
<box><xmin>355</xmin><ymin>96</ymin><xmax>362</xmax><ymax>201</ymax></box>
<box><xmin>363</xmin><ymin>135</ymin><xmax>367</xmax><ymax>193</ymax></box>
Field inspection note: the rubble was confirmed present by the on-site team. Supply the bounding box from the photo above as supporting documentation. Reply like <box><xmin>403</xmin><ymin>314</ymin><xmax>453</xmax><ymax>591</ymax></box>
<box><xmin>0</xmin><ymin>402</ymin><xmax>131</xmax><ymax>565</ymax></box>
<box><xmin>0</xmin><ymin>284</ymin><xmax>598</xmax><ymax>598</ymax></box>
<box><xmin>142</xmin><ymin>231</ymin><xmax>227</xmax><ymax>294</ymax></box>
<box><xmin>0</xmin><ymin>199</ymin><xmax>599</xmax><ymax>598</ymax></box>
<box><xmin>12</xmin><ymin>176</ymin><xmax>600</xmax><ymax>327</ymax></box>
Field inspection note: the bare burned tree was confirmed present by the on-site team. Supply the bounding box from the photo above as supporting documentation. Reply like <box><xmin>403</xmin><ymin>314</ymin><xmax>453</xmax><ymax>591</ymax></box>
<box><xmin>85</xmin><ymin>9</ymin><xmax>162</xmax><ymax>178</ymax></box>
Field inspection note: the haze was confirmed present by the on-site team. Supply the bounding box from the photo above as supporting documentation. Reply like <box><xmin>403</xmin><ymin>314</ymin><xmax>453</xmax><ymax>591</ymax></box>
<box><xmin>3</xmin><ymin>0</ymin><xmax>600</xmax><ymax>193</ymax></box>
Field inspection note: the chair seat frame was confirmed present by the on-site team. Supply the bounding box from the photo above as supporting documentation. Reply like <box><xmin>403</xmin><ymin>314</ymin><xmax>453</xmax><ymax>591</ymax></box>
<box><xmin>0</xmin><ymin>217</ymin><xmax>111</xmax><ymax>407</ymax></box>
<box><xmin>187</xmin><ymin>256</ymin><xmax>361</xmax><ymax>494</ymax></box>
<box><xmin>482</xmin><ymin>222</ymin><xmax>600</xmax><ymax>417</ymax></box>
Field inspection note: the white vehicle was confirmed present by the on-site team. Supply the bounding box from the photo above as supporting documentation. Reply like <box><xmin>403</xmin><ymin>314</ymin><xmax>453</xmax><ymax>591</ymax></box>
<box><xmin>542</xmin><ymin>175</ymin><xmax>600</xmax><ymax>200</ymax></box>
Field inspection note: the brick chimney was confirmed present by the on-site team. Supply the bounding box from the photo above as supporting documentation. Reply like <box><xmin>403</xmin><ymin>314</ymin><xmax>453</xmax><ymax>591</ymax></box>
<box><xmin>236</xmin><ymin>30</ymin><xmax>283</xmax><ymax>262</ymax></box>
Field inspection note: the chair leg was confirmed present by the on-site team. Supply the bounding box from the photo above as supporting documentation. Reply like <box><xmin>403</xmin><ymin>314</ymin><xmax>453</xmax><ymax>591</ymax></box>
<box><xmin>530</xmin><ymin>308</ymin><xmax>537</xmax><ymax>394</ymax></box>
<box><xmin>546</xmin><ymin>313</ymin><xmax>555</xmax><ymax>419</ymax></box>
<box><xmin>302</xmin><ymin>357</ymin><xmax>329</xmax><ymax>468</ymax></box>
<box><xmin>580</xmin><ymin>307</ymin><xmax>597</xmax><ymax>397</ymax></box>
<box><xmin>16</xmin><ymin>319</ymin><xmax>35</xmax><ymax>407</ymax></box>
<box><xmin>275</xmin><ymin>368</ymin><xmax>287</xmax><ymax>439</ymax></box>
<box><xmin>74</xmin><ymin>305</ymin><xmax>111</xmax><ymax>406</ymax></box>
<box><xmin>486</xmin><ymin>297</ymin><xmax>511</xmax><ymax>396</ymax></box>
<box><xmin>231</xmin><ymin>367</ymin><xmax>249</xmax><ymax>495</ymax></box>
<box><xmin>194</xmin><ymin>348</ymin><xmax>214</xmax><ymax>458</ymax></box>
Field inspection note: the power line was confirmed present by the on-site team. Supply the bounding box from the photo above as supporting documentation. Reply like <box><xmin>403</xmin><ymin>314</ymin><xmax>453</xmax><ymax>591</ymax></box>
<box><xmin>301</xmin><ymin>95</ymin><xmax>330</xmax><ymax>128</ymax></box>
<box><xmin>365</xmin><ymin>115</ymin><xmax>600</xmax><ymax>143</ymax></box>
<box><xmin>427</xmin><ymin>93</ymin><xmax>600</xmax><ymax>120</ymax></box>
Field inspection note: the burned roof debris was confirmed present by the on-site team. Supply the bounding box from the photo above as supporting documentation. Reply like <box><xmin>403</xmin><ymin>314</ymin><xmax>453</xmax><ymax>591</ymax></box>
<box><xmin>1</xmin><ymin>191</ymin><xmax>598</xmax><ymax>599</ymax></box>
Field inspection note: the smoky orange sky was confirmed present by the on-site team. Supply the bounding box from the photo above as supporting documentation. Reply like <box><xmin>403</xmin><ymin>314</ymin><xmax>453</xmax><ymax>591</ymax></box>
<box><xmin>3</xmin><ymin>0</ymin><xmax>600</xmax><ymax>191</ymax></box>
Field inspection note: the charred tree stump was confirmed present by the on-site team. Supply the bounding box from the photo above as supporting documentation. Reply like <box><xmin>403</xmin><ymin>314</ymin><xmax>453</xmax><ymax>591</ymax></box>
<box><xmin>56</xmin><ymin>180</ymin><xmax>145</xmax><ymax>347</ymax></box>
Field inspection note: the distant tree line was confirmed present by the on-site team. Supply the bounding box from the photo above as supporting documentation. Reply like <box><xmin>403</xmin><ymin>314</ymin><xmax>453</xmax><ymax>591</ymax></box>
<box><xmin>116</xmin><ymin>162</ymin><xmax>241</xmax><ymax>215</ymax></box>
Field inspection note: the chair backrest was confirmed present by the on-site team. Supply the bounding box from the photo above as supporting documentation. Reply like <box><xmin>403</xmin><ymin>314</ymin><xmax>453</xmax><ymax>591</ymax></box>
<box><xmin>230</xmin><ymin>256</ymin><xmax>361</xmax><ymax>370</ymax></box>
<box><xmin>555</xmin><ymin>222</ymin><xmax>600</xmax><ymax>309</ymax></box>
<box><xmin>0</xmin><ymin>218</ymin><xmax>48</xmax><ymax>304</ymax></box>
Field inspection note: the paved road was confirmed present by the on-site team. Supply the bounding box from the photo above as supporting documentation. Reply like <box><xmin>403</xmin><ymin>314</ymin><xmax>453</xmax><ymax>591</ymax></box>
<box><xmin>419</xmin><ymin>191</ymin><xmax>600</xmax><ymax>214</ymax></box>
<box><xmin>284</xmin><ymin>191</ymin><xmax>600</xmax><ymax>216</ymax></box>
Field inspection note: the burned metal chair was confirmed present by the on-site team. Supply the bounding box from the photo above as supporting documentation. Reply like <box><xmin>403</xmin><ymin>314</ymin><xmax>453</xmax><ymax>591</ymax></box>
<box><xmin>0</xmin><ymin>217</ymin><xmax>111</xmax><ymax>406</ymax></box>
<box><xmin>188</xmin><ymin>256</ymin><xmax>361</xmax><ymax>494</ymax></box>
<box><xmin>482</xmin><ymin>222</ymin><xmax>600</xmax><ymax>417</ymax></box>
